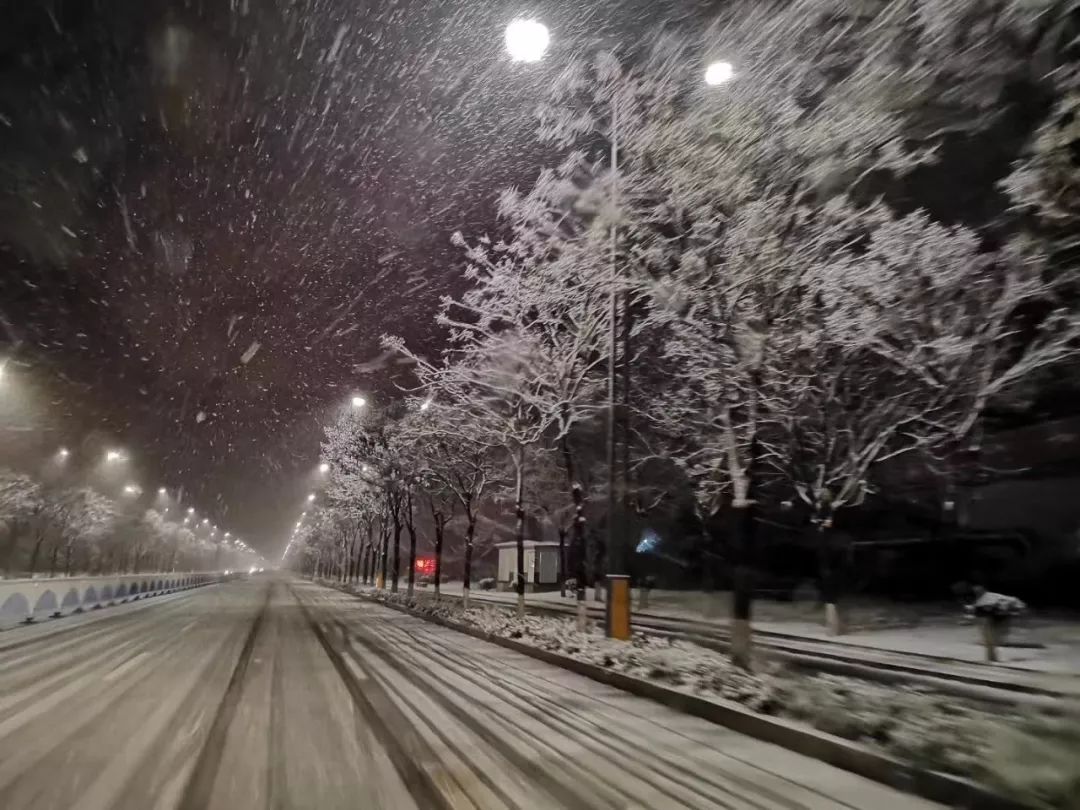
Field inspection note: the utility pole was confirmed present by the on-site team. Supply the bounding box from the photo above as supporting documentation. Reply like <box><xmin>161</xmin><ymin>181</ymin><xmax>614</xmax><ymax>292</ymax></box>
<box><xmin>605</xmin><ymin>87</ymin><xmax>631</xmax><ymax>640</ymax></box>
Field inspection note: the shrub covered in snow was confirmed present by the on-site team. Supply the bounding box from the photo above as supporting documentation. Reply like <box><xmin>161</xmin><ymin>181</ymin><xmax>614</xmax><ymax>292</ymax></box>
<box><xmin>967</xmin><ymin>590</ymin><xmax>1027</xmax><ymax>619</ymax></box>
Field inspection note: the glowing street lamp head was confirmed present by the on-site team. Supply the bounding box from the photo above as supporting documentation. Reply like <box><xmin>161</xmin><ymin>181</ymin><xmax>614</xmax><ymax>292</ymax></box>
<box><xmin>58</xmin><ymin>447</ymin><xmax>70</xmax><ymax>459</ymax></box>
<box><xmin>318</xmin><ymin>462</ymin><xmax>330</xmax><ymax>474</ymax></box>
<box><xmin>158</xmin><ymin>487</ymin><xmax>167</xmax><ymax>495</ymax></box>
<box><xmin>704</xmin><ymin>61</ymin><xmax>735</xmax><ymax>86</ymax></box>
<box><xmin>350</xmin><ymin>395</ymin><xmax>366</xmax><ymax>409</ymax></box>
<box><xmin>420</xmin><ymin>398</ymin><xmax>432</xmax><ymax>412</ymax></box>
<box><xmin>123</xmin><ymin>484</ymin><xmax>140</xmax><ymax>496</ymax></box>
<box><xmin>105</xmin><ymin>449</ymin><xmax>124</xmax><ymax>463</ymax></box>
<box><xmin>505</xmin><ymin>19</ymin><xmax>549</xmax><ymax>62</ymax></box>
<box><xmin>306</xmin><ymin>493</ymin><xmax>316</xmax><ymax>503</ymax></box>
<box><xmin>187</xmin><ymin>507</ymin><xmax>195</xmax><ymax>514</ymax></box>
<box><xmin>202</xmin><ymin>518</ymin><xmax>209</xmax><ymax>525</ymax></box>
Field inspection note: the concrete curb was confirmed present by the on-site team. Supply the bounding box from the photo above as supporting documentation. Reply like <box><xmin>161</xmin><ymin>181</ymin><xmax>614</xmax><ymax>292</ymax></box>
<box><xmin>356</xmin><ymin>590</ymin><xmax>1026</xmax><ymax>810</ymax></box>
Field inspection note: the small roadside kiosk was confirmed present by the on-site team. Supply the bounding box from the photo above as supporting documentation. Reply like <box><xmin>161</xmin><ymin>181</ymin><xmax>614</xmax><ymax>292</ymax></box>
<box><xmin>495</xmin><ymin>540</ymin><xmax>561</xmax><ymax>592</ymax></box>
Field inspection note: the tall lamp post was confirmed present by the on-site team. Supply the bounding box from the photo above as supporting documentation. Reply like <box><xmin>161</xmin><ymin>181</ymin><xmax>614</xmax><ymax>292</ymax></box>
<box><xmin>603</xmin><ymin>60</ymin><xmax>737</xmax><ymax>640</ymax></box>
<box><xmin>505</xmin><ymin>18</ymin><xmax>735</xmax><ymax>638</ymax></box>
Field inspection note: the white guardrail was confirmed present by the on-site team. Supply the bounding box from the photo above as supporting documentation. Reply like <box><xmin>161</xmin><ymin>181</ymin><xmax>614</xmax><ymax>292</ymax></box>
<box><xmin>0</xmin><ymin>572</ymin><xmax>227</xmax><ymax>629</ymax></box>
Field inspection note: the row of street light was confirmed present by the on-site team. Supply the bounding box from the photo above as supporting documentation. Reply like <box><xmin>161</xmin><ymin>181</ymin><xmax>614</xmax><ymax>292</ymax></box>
<box><xmin>51</xmin><ymin>442</ymin><xmax>245</xmax><ymax>545</ymax></box>
<box><xmin>1</xmin><ymin>357</ymin><xmax>264</xmax><ymax>565</ymax></box>
<box><xmin>503</xmin><ymin>17</ymin><xmax>735</xmax><ymax>86</ymax></box>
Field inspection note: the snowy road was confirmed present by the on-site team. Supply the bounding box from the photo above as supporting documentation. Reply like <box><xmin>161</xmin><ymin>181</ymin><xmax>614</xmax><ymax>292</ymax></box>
<box><xmin>0</xmin><ymin>576</ymin><xmax>942</xmax><ymax>810</ymax></box>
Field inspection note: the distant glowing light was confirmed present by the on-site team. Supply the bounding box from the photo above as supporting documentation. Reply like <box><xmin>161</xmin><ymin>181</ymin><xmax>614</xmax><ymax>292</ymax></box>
<box><xmin>123</xmin><ymin>484</ymin><xmax>141</xmax><ymax>496</ymax></box>
<box><xmin>351</xmin><ymin>395</ymin><xmax>366</xmax><ymax>408</ymax></box>
<box><xmin>505</xmin><ymin>19</ymin><xmax>549</xmax><ymax>62</ymax></box>
<box><xmin>636</xmin><ymin>528</ymin><xmax>661</xmax><ymax>554</ymax></box>
<box><xmin>306</xmin><ymin>493</ymin><xmax>316</xmax><ymax>502</ymax></box>
<box><xmin>158</xmin><ymin>487</ymin><xmax>167</xmax><ymax>495</ymax></box>
<box><xmin>704</xmin><ymin>61</ymin><xmax>735</xmax><ymax>86</ymax></box>
<box><xmin>105</xmin><ymin>449</ymin><xmax>124</xmax><ymax>462</ymax></box>
<box><xmin>58</xmin><ymin>447</ymin><xmax>70</xmax><ymax>458</ymax></box>
<box><xmin>202</xmin><ymin>518</ymin><xmax>209</xmax><ymax>525</ymax></box>
<box><xmin>420</xmin><ymin>398</ymin><xmax>432</xmax><ymax>412</ymax></box>
<box><xmin>319</xmin><ymin>462</ymin><xmax>330</xmax><ymax>474</ymax></box>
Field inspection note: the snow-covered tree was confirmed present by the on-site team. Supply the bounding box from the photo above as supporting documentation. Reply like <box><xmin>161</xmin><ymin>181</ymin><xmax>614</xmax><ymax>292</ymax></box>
<box><xmin>322</xmin><ymin>404</ymin><xmax>410</xmax><ymax>590</ymax></box>
<box><xmin>392</xmin><ymin>399</ymin><xmax>498</xmax><ymax>606</ymax></box>
<box><xmin>54</xmin><ymin>489</ymin><xmax>117</xmax><ymax>575</ymax></box>
<box><xmin>0</xmin><ymin>470</ymin><xmax>46</xmax><ymax>575</ymax></box>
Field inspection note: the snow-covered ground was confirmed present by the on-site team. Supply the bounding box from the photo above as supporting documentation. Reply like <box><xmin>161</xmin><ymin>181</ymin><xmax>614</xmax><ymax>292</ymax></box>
<box><xmin>429</xmin><ymin>581</ymin><xmax>1080</xmax><ymax>674</ymax></box>
<box><xmin>364</xmin><ymin>585</ymin><xmax>1080</xmax><ymax>810</ymax></box>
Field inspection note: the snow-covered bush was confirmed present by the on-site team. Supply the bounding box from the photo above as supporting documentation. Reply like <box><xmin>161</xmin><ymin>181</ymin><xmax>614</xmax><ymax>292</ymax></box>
<box><xmin>968</xmin><ymin>590</ymin><xmax>1027</xmax><ymax>619</ymax></box>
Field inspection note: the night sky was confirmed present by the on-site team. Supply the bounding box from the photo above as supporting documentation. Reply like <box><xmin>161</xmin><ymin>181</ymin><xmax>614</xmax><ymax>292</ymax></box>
<box><xmin>0</xmin><ymin>0</ymin><xmax>712</xmax><ymax>553</ymax></box>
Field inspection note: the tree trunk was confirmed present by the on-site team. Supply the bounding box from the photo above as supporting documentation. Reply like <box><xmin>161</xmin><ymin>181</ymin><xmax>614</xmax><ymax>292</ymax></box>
<box><xmin>558</xmin><ymin>526</ymin><xmax>567</xmax><ymax>597</ymax></box>
<box><xmin>729</xmin><ymin>502</ymin><xmax>754</xmax><ymax>670</ymax></box>
<box><xmin>27</xmin><ymin>533</ymin><xmax>45</xmax><ymax>576</ymax></box>
<box><xmin>64</xmin><ymin>541</ymin><xmax>74</xmax><ymax>576</ymax></box>
<box><xmin>49</xmin><ymin>542</ymin><xmax>60</xmax><ymax>577</ymax></box>
<box><xmin>379</xmin><ymin>519</ymin><xmax>390</xmax><ymax>589</ymax></box>
<box><xmin>391</xmin><ymin>505</ymin><xmax>401</xmax><ymax>593</ymax></box>
<box><xmin>816</xmin><ymin>510</ymin><xmax>846</xmax><ymax>635</ymax></box>
<box><xmin>514</xmin><ymin>449</ymin><xmax>526</xmax><ymax>619</ymax></box>
<box><xmin>562</xmin><ymin>438</ymin><xmax>590</xmax><ymax>631</ymax></box>
<box><xmin>406</xmin><ymin>494</ymin><xmax>417</xmax><ymax>598</ymax></box>
<box><xmin>463</xmin><ymin>515</ymin><xmax>475</xmax><ymax>610</ymax></box>
<box><xmin>434</xmin><ymin>514</ymin><xmax>445</xmax><ymax>600</ymax></box>
<box><xmin>572</xmin><ymin>484</ymin><xmax>589</xmax><ymax>631</ymax></box>
<box><xmin>1</xmin><ymin>523</ymin><xmax>22</xmax><ymax>575</ymax></box>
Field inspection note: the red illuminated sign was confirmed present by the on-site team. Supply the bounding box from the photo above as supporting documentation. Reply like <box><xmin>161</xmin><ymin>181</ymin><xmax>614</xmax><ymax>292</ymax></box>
<box><xmin>414</xmin><ymin>557</ymin><xmax>436</xmax><ymax>576</ymax></box>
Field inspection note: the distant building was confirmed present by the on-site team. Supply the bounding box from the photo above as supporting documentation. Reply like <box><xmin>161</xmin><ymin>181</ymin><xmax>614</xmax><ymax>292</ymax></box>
<box><xmin>495</xmin><ymin>541</ymin><xmax>561</xmax><ymax>592</ymax></box>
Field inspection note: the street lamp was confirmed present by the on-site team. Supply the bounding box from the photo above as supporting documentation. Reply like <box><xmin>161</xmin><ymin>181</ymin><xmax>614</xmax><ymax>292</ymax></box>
<box><xmin>505</xmin><ymin>19</ymin><xmax>549</xmax><ymax>62</ymax></box>
<box><xmin>306</xmin><ymin>493</ymin><xmax>316</xmax><ymax>503</ymax></box>
<box><xmin>105</xmin><ymin>449</ymin><xmax>124</xmax><ymax>463</ymax></box>
<box><xmin>350</xmin><ymin>395</ymin><xmax>366</xmax><ymax>409</ymax></box>
<box><xmin>318</xmin><ymin>462</ymin><xmax>330</xmax><ymax>474</ymax></box>
<box><xmin>158</xmin><ymin>487</ymin><xmax>167</xmax><ymax>495</ymax></box>
<box><xmin>704</xmin><ymin>60</ymin><xmax>735</xmax><ymax>86</ymax></box>
<box><xmin>123</xmin><ymin>484</ymin><xmax>141</xmax><ymax>496</ymax></box>
<box><xmin>187</xmin><ymin>507</ymin><xmax>195</xmax><ymax>514</ymax></box>
<box><xmin>420</xmin><ymin>398</ymin><xmax>432</xmax><ymax>412</ymax></box>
